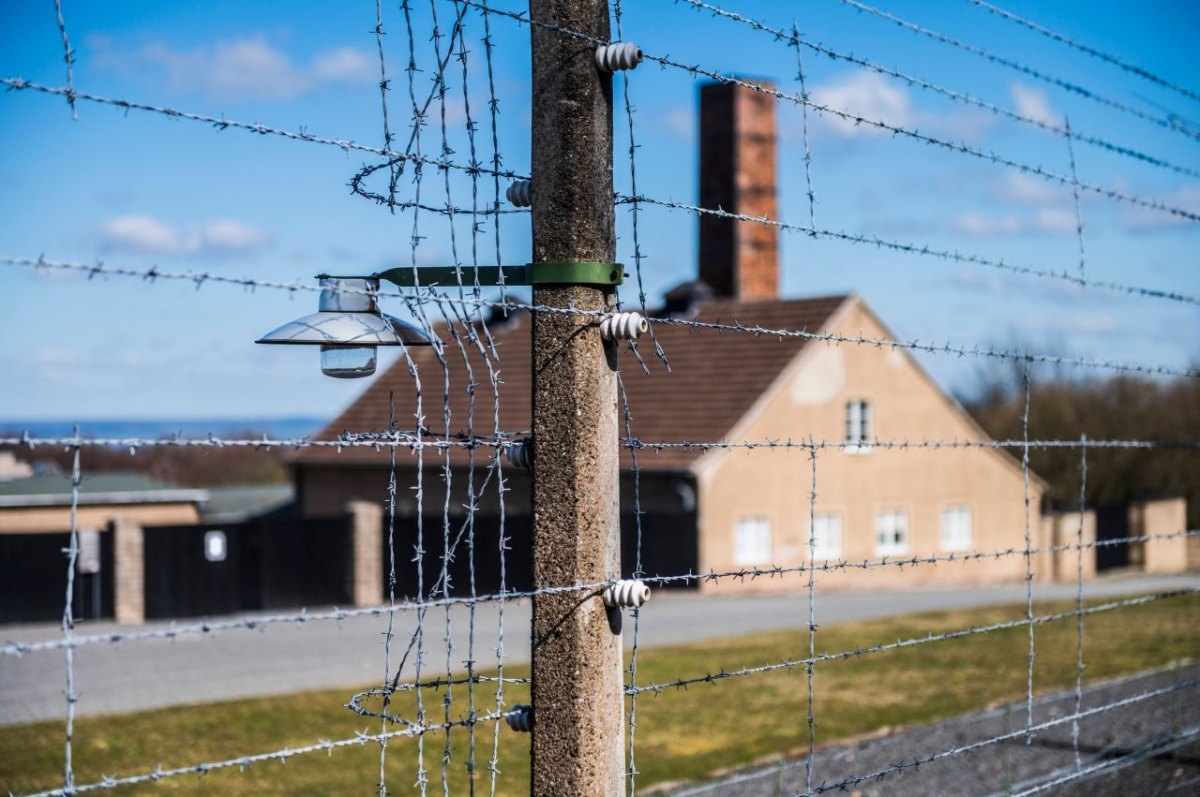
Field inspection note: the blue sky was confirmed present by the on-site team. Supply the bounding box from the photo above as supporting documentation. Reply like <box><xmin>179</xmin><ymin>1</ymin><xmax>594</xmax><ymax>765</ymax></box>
<box><xmin>1</xmin><ymin>0</ymin><xmax>1197</xmax><ymax>422</ymax></box>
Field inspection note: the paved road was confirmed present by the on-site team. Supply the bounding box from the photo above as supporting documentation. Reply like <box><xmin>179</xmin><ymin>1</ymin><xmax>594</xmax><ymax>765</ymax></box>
<box><xmin>663</xmin><ymin>664</ymin><xmax>1200</xmax><ymax>797</ymax></box>
<box><xmin>2</xmin><ymin>574</ymin><xmax>1197</xmax><ymax>726</ymax></box>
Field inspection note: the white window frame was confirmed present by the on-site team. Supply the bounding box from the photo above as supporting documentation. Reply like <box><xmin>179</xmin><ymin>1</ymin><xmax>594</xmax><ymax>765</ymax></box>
<box><xmin>941</xmin><ymin>505</ymin><xmax>973</xmax><ymax>552</ymax></box>
<box><xmin>734</xmin><ymin>516</ymin><xmax>773</xmax><ymax>565</ymax></box>
<box><xmin>845</xmin><ymin>399</ymin><xmax>873</xmax><ymax>454</ymax></box>
<box><xmin>810</xmin><ymin>512</ymin><xmax>843</xmax><ymax>561</ymax></box>
<box><xmin>875</xmin><ymin>509</ymin><xmax>909</xmax><ymax>556</ymax></box>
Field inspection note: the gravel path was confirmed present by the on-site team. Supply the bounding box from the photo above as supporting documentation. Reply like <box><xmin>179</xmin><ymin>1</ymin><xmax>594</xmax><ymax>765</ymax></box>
<box><xmin>662</xmin><ymin>664</ymin><xmax>1200</xmax><ymax>797</ymax></box>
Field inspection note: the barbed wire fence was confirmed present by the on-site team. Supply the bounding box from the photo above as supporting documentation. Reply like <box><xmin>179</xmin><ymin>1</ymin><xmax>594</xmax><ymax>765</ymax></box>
<box><xmin>2</xmin><ymin>0</ymin><xmax>1197</xmax><ymax>796</ymax></box>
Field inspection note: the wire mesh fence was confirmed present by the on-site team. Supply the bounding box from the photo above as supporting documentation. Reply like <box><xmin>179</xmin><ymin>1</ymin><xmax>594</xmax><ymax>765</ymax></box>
<box><xmin>1</xmin><ymin>1</ymin><xmax>1197</xmax><ymax>795</ymax></box>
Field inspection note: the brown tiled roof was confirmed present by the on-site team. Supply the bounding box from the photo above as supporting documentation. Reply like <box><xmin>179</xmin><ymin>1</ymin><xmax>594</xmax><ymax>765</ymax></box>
<box><xmin>293</xmin><ymin>295</ymin><xmax>850</xmax><ymax>471</ymax></box>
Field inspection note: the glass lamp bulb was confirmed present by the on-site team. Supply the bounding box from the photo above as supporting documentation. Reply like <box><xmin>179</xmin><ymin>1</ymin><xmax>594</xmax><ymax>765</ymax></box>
<box><xmin>320</xmin><ymin>345</ymin><xmax>378</xmax><ymax>378</ymax></box>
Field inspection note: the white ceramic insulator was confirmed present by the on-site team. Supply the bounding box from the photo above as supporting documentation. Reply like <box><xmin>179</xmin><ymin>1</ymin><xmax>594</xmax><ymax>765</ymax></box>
<box><xmin>504</xmin><ymin>439</ymin><xmax>532</xmax><ymax>470</ymax></box>
<box><xmin>506</xmin><ymin>704</ymin><xmax>533</xmax><ymax>733</ymax></box>
<box><xmin>506</xmin><ymin>179</ymin><xmax>532</xmax><ymax>207</ymax></box>
<box><xmin>602</xmin><ymin>579</ymin><xmax>651</xmax><ymax>609</ymax></box>
<box><xmin>600</xmin><ymin>312</ymin><xmax>648</xmax><ymax>342</ymax></box>
<box><xmin>595</xmin><ymin>42</ymin><xmax>642</xmax><ymax>72</ymax></box>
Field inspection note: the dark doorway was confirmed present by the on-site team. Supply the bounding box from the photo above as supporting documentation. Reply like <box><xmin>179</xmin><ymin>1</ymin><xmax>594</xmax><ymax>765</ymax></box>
<box><xmin>1095</xmin><ymin>504</ymin><xmax>1131</xmax><ymax>571</ymax></box>
<box><xmin>0</xmin><ymin>530</ymin><xmax>114</xmax><ymax>624</ymax></box>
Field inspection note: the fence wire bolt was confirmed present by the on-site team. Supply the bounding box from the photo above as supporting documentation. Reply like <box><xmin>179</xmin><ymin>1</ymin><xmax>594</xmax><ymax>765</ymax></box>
<box><xmin>505</xmin><ymin>704</ymin><xmax>533</xmax><ymax>732</ymax></box>
<box><xmin>602</xmin><ymin>579</ymin><xmax>651</xmax><ymax>609</ymax></box>
<box><xmin>595</xmin><ymin>42</ymin><xmax>642</xmax><ymax>72</ymax></box>
<box><xmin>506</xmin><ymin>179</ymin><xmax>531</xmax><ymax>207</ymax></box>
<box><xmin>600</xmin><ymin>311</ymin><xmax>648</xmax><ymax>342</ymax></box>
<box><xmin>504</xmin><ymin>438</ymin><xmax>532</xmax><ymax>470</ymax></box>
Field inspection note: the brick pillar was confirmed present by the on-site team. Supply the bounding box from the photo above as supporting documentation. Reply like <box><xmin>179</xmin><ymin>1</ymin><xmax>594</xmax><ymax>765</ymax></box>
<box><xmin>699</xmin><ymin>81</ymin><xmax>779</xmax><ymax>301</ymax></box>
<box><xmin>1051</xmin><ymin>510</ymin><xmax>1096</xmax><ymax>583</ymax></box>
<box><xmin>347</xmin><ymin>501</ymin><xmax>383</xmax><ymax>606</ymax></box>
<box><xmin>111</xmin><ymin>518</ymin><xmax>144</xmax><ymax>625</ymax></box>
<box><xmin>1137</xmin><ymin>498</ymin><xmax>1188</xmax><ymax>574</ymax></box>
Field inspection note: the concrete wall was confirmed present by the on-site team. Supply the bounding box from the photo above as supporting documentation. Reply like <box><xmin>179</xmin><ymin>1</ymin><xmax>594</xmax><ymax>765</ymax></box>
<box><xmin>695</xmin><ymin>298</ymin><xmax>1047</xmax><ymax>592</ymax></box>
<box><xmin>1132</xmin><ymin>497</ymin><xmax>1188</xmax><ymax>574</ymax></box>
<box><xmin>1045</xmin><ymin>510</ymin><xmax>1097</xmax><ymax>583</ymax></box>
<box><xmin>112</xmin><ymin>517</ymin><xmax>145</xmax><ymax>624</ymax></box>
<box><xmin>0</xmin><ymin>502</ymin><xmax>200</xmax><ymax>534</ymax></box>
<box><xmin>347</xmin><ymin>500</ymin><xmax>383</xmax><ymax>607</ymax></box>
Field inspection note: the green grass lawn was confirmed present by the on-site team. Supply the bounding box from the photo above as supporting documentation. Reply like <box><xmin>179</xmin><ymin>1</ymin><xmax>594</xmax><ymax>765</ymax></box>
<box><xmin>3</xmin><ymin>593</ymin><xmax>1197</xmax><ymax>796</ymax></box>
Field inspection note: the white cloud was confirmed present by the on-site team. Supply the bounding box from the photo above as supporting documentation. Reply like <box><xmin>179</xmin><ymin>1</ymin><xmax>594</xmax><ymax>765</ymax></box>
<box><xmin>1030</xmin><ymin>207</ymin><xmax>1078</xmax><ymax>234</ymax></box>
<box><xmin>102</xmin><ymin>215</ymin><xmax>182</xmax><ymax>254</ymax></box>
<box><xmin>100</xmin><ymin>215</ymin><xmax>273</xmax><ymax>257</ymax></box>
<box><xmin>951</xmin><ymin>207</ymin><xmax>1076</xmax><ymax>236</ymax></box>
<box><xmin>809</xmin><ymin>71</ymin><xmax>913</xmax><ymax>137</ymax></box>
<box><xmin>952</xmin><ymin>213</ymin><xmax>1023</xmax><ymax>236</ymax></box>
<box><xmin>312</xmin><ymin>48</ymin><xmax>375</xmax><ymax>83</ymax></box>
<box><xmin>1025</xmin><ymin>314</ymin><xmax>1120</xmax><ymax>334</ymax></box>
<box><xmin>660</xmin><ymin>107</ymin><xmax>695</xmax><ymax>140</ymax></box>
<box><xmin>92</xmin><ymin>35</ymin><xmax>375</xmax><ymax>102</ymax></box>
<box><xmin>995</xmin><ymin>173</ymin><xmax>1067</xmax><ymax>205</ymax></box>
<box><xmin>1010</xmin><ymin>84</ymin><xmax>1059</xmax><ymax>126</ymax></box>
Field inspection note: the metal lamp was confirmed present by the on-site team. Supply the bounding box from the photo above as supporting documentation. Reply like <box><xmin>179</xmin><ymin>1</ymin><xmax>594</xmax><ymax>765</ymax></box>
<box><xmin>256</xmin><ymin>277</ymin><xmax>431</xmax><ymax>378</ymax></box>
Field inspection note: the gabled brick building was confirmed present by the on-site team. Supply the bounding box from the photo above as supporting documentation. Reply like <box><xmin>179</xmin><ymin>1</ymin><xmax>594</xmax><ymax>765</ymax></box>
<box><xmin>289</xmin><ymin>81</ymin><xmax>1067</xmax><ymax>595</ymax></box>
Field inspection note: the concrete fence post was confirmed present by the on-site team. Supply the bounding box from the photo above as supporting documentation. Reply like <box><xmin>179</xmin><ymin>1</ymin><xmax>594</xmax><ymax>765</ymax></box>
<box><xmin>346</xmin><ymin>500</ymin><xmax>384</xmax><ymax>606</ymax></box>
<box><xmin>529</xmin><ymin>1</ymin><xmax>625</xmax><ymax>795</ymax></box>
<box><xmin>111</xmin><ymin>518</ymin><xmax>144</xmax><ymax>625</ymax></box>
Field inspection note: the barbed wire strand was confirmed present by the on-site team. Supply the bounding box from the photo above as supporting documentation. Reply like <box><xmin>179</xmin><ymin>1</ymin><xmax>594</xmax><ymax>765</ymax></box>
<box><xmin>1064</xmin><ymin>116</ymin><xmax>1088</xmax><ymax>280</ymax></box>
<box><xmin>0</xmin><ymin>78</ymin><xmax>522</xmax><ymax>183</ymax></box>
<box><xmin>10</xmin><ymin>205</ymin><xmax>1199</xmax><ymax>309</ymax></box>
<box><xmin>966</xmin><ymin>0</ymin><xmax>1200</xmax><ymax>105</ymax></box>
<box><xmin>464</xmin><ymin>1</ymin><xmax>1200</xmax><ymax>222</ymax></box>
<box><xmin>59</xmin><ymin>435</ymin><xmax>81</xmax><ymax>792</ymax></box>
<box><xmin>613</xmin><ymin>196</ymin><xmax>1200</xmax><ymax>306</ymax></box>
<box><xmin>804</xmin><ymin>447</ymin><xmax>818</xmax><ymax>792</ymax></box>
<box><xmin>7</xmin><ymin>530</ymin><xmax>1196</xmax><ymax>660</ymax></box>
<box><xmin>626</xmin><ymin>590</ymin><xmax>1197</xmax><ymax>696</ymax></box>
<box><xmin>831</xmin><ymin>0</ymin><xmax>1200</xmax><ymax>142</ymax></box>
<box><xmin>377</xmin><ymin>394</ymin><xmax>401</xmax><ymax>795</ymax></box>
<box><xmin>18</xmin><ymin>710</ymin><xmax>509</xmax><ymax>797</ymax></box>
<box><xmin>675</xmin><ymin>0</ymin><xmax>1200</xmax><ymax>180</ymax></box>
<box><xmin>4</xmin><ymin>255</ymin><xmax>1195</xmax><ymax>378</ymax></box>
<box><xmin>4</xmin><ymin>429</ymin><xmax>1200</xmax><ymax>454</ymax></box>
<box><xmin>1021</xmin><ymin>366</ymin><xmax>1036</xmax><ymax>743</ymax></box>
<box><xmin>1072</xmin><ymin>434</ymin><xmax>1087</xmax><ymax>771</ymax></box>
<box><xmin>613</xmin><ymin>0</ymin><xmax>669</xmax><ymax>374</ymax></box>
<box><xmin>790</xmin><ymin>20</ymin><xmax>819</xmax><ymax>234</ymax></box>
<box><xmin>470</xmin><ymin>7</ymin><xmax>513</xmax><ymax>792</ymax></box>
<box><xmin>51</xmin><ymin>0</ymin><xmax>76</xmax><ymax>120</ymax></box>
<box><xmin>370</xmin><ymin>3</ymin><xmax>401</xmax><ymax>790</ymax></box>
<box><xmin>9</xmin><ymin>429</ymin><xmax>1200</xmax><ymax>453</ymax></box>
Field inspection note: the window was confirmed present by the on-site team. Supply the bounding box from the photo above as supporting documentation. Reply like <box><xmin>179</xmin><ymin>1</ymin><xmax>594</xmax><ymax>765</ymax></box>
<box><xmin>845</xmin><ymin>400</ymin><xmax>873</xmax><ymax>452</ymax></box>
<box><xmin>204</xmin><ymin>530</ymin><xmax>228</xmax><ymax>562</ymax></box>
<box><xmin>734</xmin><ymin>516</ymin><xmax>773</xmax><ymax>565</ymax></box>
<box><xmin>875</xmin><ymin>509</ymin><xmax>909</xmax><ymax>555</ymax></box>
<box><xmin>941</xmin><ymin>505</ymin><xmax>973</xmax><ymax>551</ymax></box>
<box><xmin>810</xmin><ymin>513</ymin><xmax>842</xmax><ymax>561</ymax></box>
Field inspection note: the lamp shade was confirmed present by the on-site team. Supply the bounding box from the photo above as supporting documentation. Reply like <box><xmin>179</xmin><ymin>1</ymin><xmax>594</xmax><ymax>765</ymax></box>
<box><xmin>256</xmin><ymin>278</ymin><xmax>431</xmax><ymax>346</ymax></box>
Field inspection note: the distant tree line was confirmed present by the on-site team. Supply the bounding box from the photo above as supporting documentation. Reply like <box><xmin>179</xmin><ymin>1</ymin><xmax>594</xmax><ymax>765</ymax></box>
<box><xmin>1</xmin><ymin>429</ymin><xmax>289</xmax><ymax>487</ymax></box>
<box><xmin>963</xmin><ymin>368</ymin><xmax>1200</xmax><ymax>530</ymax></box>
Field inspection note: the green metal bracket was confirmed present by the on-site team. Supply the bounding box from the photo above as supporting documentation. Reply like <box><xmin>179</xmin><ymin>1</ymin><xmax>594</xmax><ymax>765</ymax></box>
<box><xmin>330</xmin><ymin>262</ymin><xmax>625</xmax><ymax>288</ymax></box>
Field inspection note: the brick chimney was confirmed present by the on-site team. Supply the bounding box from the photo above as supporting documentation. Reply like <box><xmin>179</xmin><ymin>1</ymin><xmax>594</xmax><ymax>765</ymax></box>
<box><xmin>698</xmin><ymin>81</ymin><xmax>779</xmax><ymax>301</ymax></box>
